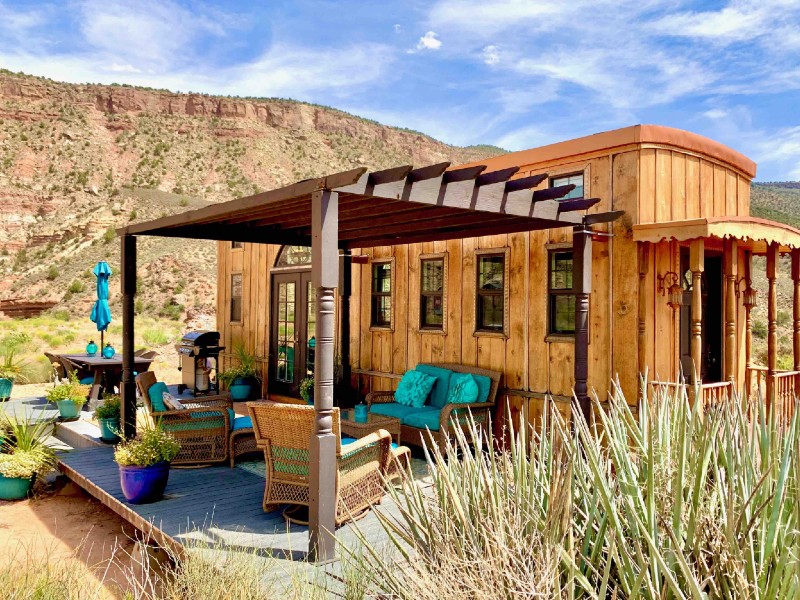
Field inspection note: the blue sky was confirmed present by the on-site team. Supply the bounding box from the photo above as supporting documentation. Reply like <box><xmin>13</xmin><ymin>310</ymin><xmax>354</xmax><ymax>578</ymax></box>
<box><xmin>0</xmin><ymin>0</ymin><xmax>798</xmax><ymax>181</ymax></box>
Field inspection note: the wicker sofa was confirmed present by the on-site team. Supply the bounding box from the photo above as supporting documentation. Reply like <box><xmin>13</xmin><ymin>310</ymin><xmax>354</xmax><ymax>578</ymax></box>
<box><xmin>365</xmin><ymin>363</ymin><xmax>501</xmax><ymax>453</ymax></box>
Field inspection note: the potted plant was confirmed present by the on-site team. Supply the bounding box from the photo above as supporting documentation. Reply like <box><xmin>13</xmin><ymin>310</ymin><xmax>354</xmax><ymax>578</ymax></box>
<box><xmin>46</xmin><ymin>373</ymin><xmax>90</xmax><ymax>420</ymax></box>
<box><xmin>0</xmin><ymin>332</ymin><xmax>31</xmax><ymax>401</ymax></box>
<box><xmin>0</xmin><ymin>414</ymin><xmax>55</xmax><ymax>500</ymax></box>
<box><xmin>114</xmin><ymin>425</ymin><xmax>180</xmax><ymax>504</ymax></box>
<box><xmin>95</xmin><ymin>395</ymin><xmax>121</xmax><ymax>443</ymax></box>
<box><xmin>219</xmin><ymin>344</ymin><xmax>262</xmax><ymax>401</ymax></box>
<box><xmin>299</xmin><ymin>376</ymin><xmax>314</xmax><ymax>404</ymax></box>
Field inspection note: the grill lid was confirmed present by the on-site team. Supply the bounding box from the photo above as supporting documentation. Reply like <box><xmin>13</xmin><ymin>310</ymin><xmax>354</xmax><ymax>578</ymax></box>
<box><xmin>179</xmin><ymin>330</ymin><xmax>221</xmax><ymax>347</ymax></box>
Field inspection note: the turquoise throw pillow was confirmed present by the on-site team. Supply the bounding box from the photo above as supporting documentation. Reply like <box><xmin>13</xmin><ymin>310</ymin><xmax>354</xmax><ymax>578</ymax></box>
<box><xmin>415</xmin><ymin>364</ymin><xmax>453</xmax><ymax>408</ymax></box>
<box><xmin>148</xmin><ymin>382</ymin><xmax>169</xmax><ymax>412</ymax></box>
<box><xmin>472</xmin><ymin>374</ymin><xmax>492</xmax><ymax>404</ymax></box>
<box><xmin>446</xmin><ymin>373</ymin><xmax>480</xmax><ymax>404</ymax></box>
<box><xmin>395</xmin><ymin>370</ymin><xmax>436</xmax><ymax>408</ymax></box>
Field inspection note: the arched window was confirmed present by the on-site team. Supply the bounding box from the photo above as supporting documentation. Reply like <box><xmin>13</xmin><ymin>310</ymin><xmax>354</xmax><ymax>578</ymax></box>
<box><xmin>275</xmin><ymin>245</ymin><xmax>312</xmax><ymax>267</ymax></box>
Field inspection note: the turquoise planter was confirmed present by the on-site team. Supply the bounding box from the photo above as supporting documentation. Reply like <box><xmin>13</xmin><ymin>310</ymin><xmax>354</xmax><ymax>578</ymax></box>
<box><xmin>56</xmin><ymin>400</ymin><xmax>81</xmax><ymax>420</ymax></box>
<box><xmin>0</xmin><ymin>378</ymin><xmax>12</xmax><ymax>401</ymax></box>
<box><xmin>0</xmin><ymin>474</ymin><xmax>32</xmax><ymax>500</ymax></box>
<box><xmin>102</xmin><ymin>343</ymin><xmax>115</xmax><ymax>359</ymax></box>
<box><xmin>99</xmin><ymin>418</ymin><xmax>120</xmax><ymax>443</ymax></box>
<box><xmin>229</xmin><ymin>380</ymin><xmax>253</xmax><ymax>401</ymax></box>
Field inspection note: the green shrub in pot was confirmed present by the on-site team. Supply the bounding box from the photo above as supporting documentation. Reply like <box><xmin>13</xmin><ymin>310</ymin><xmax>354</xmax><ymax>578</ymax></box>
<box><xmin>46</xmin><ymin>373</ymin><xmax>90</xmax><ymax>420</ymax></box>
<box><xmin>219</xmin><ymin>344</ymin><xmax>262</xmax><ymax>400</ymax></box>
<box><xmin>95</xmin><ymin>395</ymin><xmax>121</xmax><ymax>443</ymax></box>
<box><xmin>114</xmin><ymin>425</ymin><xmax>181</xmax><ymax>504</ymax></box>
<box><xmin>299</xmin><ymin>377</ymin><xmax>314</xmax><ymax>404</ymax></box>
<box><xmin>0</xmin><ymin>413</ymin><xmax>55</xmax><ymax>500</ymax></box>
<box><xmin>0</xmin><ymin>332</ymin><xmax>31</xmax><ymax>401</ymax></box>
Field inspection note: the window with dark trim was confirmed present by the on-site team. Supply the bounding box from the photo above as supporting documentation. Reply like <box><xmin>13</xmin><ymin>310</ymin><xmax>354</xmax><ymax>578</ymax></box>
<box><xmin>420</xmin><ymin>257</ymin><xmax>445</xmax><ymax>330</ymax></box>
<box><xmin>476</xmin><ymin>253</ymin><xmax>505</xmax><ymax>332</ymax></box>
<box><xmin>551</xmin><ymin>173</ymin><xmax>584</xmax><ymax>199</ymax></box>
<box><xmin>548</xmin><ymin>250</ymin><xmax>575</xmax><ymax>334</ymax></box>
<box><xmin>371</xmin><ymin>261</ymin><xmax>392</xmax><ymax>328</ymax></box>
<box><xmin>232</xmin><ymin>241</ymin><xmax>243</xmax><ymax>249</ymax></box>
<box><xmin>230</xmin><ymin>273</ymin><xmax>243</xmax><ymax>322</ymax></box>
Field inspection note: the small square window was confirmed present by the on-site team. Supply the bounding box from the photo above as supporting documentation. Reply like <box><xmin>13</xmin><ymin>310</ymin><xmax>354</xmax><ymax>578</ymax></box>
<box><xmin>548</xmin><ymin>250</ymin><xmax>576</xmax><ymax>335</ymax></box>
<box><xmin>551</xmin><ymin>173</ymin><xmax>584</xmax><ymax>200</ymax></box>
<box><xmin>371</xmin><ymin>261</ymin><xmax>392</xmax><ymax>328</ymax></box>
<box><xmin>232</xmin><ymin>241</ymin><xmax>243</xmax><ymax>249</ymax></box>
<box><xmin>476</xmin><ymin>253</ymin><xmax>506</xmax><ymax>333</ymax></box>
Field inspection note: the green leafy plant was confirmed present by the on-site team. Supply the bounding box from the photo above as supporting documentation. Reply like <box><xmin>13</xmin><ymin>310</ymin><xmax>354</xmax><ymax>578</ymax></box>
<box><xmin>218</xmin><ymin>344</ymin><xmax>261</xmax><ymax>388</ymax></box>
<box><xmin>0</xmin><ymin>448</ymin><xmax>54</xmax><ymax>479</ymax></box>
<box><xmin>114</xmin><ymin>424</ymin><xmax>180</xmax><ymax>467</ymax></box>
<box><xmin>299</xmin><ymin>377</ymin><xmax>314</xmax><ymax>403</ymax></box>
<box><xmin>0</xmin><ymin>332</ymin><xmax>31</xmax><ymax>382</ymax></box>
<box><xmin>95</xmin><ymin>395</ymin><xmax>120</xmax><ymax>420</ymax></box>
<box><xmin>45</xmin><ymin>373</ymin><xmax>89</xmax><ymax>408</ymax></box>
<box><xmin>0</xmin><ymin>412</ymin><xmax>55</xmax><ymax>453</ymax></box>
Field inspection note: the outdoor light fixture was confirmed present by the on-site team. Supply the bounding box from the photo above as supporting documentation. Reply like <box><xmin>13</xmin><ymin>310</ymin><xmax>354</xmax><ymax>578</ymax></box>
<box><xmin>735</xmin><ymin>277</ymin><xmax>758</xmax><ymax>309</ymax></box>
<box><xmin>657</xmin><ymin>270</ymin><xmax>684</xmax><ymax>311</ymax></box>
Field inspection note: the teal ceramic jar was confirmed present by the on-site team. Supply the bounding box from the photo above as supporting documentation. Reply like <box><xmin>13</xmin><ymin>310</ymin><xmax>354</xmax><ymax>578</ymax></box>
<box><xmin>86</xmin><ymin>340</ymin><xmax>98</xmax><ymax>356</ymax></box>
<box><xmin>102</xmin><ymin>343</ymin><xmax>115</xmax><ymax>359</ymax></box>
<box><xmin>0</xmin><ymin>475</ymin><xmax>32</xmax><ymax>500</ymax></box>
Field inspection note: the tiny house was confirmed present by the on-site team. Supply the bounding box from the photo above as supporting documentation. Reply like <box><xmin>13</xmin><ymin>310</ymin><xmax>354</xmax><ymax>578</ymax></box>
<box><xmin>213</xmin><ymin>125</ymin><xmax>800</xmax><ymax>421</ymax></box>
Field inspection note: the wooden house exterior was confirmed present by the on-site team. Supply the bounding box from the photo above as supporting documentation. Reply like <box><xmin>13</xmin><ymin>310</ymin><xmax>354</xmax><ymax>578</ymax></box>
<box><xmin>215</xmin><ymin>125</ymin><xmax>800</xmax><ymax>422</ymax></box>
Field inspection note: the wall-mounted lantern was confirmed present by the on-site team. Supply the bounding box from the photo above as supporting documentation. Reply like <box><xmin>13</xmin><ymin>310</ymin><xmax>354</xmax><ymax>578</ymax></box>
<box><xmin>736</xmin><ymin>277</ymin><xmax>758</xmax><ymax>309</ymax></box>
<box><xmin>657</xmin><ymin>270</ymin><xmax>684</xmax><ymax>311</ymax></box>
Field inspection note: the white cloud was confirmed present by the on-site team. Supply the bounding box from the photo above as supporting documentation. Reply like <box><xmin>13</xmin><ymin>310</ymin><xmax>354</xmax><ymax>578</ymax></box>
<box><xmin>755</xmin><ymin>126</ymin><xmax>800</xmax><ymax>180</ymax></box>
<box><xmin>703</xmin><ymin>108</ymin><xmax>729</xmax><ymax>120</ymax></box>
<box><xmin>416</xmin><ymin>31</ymin><xmax>442</xmax><ymax>51</ymax></box>
<box><xmin>393</xmin><ymin>23</ymin><xmax>402</xmax><ymax>33</ymax></box>
<box><xmin>482</xmin><ymin>45</ymin><xmax>500</xmax><ymax>65</ymax></box>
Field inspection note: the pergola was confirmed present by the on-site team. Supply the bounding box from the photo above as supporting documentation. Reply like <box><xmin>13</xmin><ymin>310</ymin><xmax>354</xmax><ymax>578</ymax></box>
<box><xmin>117</xmin><ymin>161</ymin><xmax>624</xmax><ymax>561</ymax></box>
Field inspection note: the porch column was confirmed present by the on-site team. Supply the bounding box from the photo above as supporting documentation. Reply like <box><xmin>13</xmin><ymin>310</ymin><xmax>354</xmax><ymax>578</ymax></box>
<box><xmin>637</xmin><ymin>243</ymin><xmax>650</xmax><ymax>379</ymax></box>
<box><xmin>573</xmin><ymin>226</ymin><xmax>592</xmax><ymax>423</ymax></box>
<box><xmin>743</xmin><ymin>251</ymin><xmax>754</xmax><ymax>395</ymax></box>
<box><xmin>339</xmin><ymin>250</ymin><xmax>352</xmax><ymax>398</ymax></box>
<box><xmin>793</xmin><ymin>249</ymin><xmax>800</xmax><ymax>372</ymax></box>
<box><xmin>121</xmin><ymin>234</ymin><xmax>137</xmax><ymax>439</ymax></box>
<box><xmin>309</xmin><ymin>188</ymin><xmax>338</xmax><ymax>562</ymax></box>
<box><xmin>766</xmin><ymin>242</ymin><xmax>778</xmax><ymax>410</ymax></box>
<box><xmin>724</xmin><ymin>239</ymin><xmax>738</xmax><ymax>385</ymax></box>
<box><xmin>689</xmin><ymin>240</ymin><xmax>704</xmax><ymax>386</ymax></box>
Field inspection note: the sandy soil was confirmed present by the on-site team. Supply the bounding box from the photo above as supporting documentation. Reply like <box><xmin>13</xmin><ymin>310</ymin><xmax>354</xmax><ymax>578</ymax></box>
<box><xmin>0</xmin><ymin>478</ymin><xmax>140</xmax><ymax>598</ymax></box>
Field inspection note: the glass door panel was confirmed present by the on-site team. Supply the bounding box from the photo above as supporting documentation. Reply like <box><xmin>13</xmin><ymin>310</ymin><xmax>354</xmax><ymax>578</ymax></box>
<box><xmin>275</xmin><ymin>281</ymin><xmax>296</xmax><ymax>383</ymax></box>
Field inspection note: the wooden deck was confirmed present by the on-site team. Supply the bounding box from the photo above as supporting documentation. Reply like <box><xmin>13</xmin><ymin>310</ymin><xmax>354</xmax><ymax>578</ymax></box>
<box><xmin>57</xmin><ymin>446</ymin><xmax>417</xmax><ymax>580</ymax></box>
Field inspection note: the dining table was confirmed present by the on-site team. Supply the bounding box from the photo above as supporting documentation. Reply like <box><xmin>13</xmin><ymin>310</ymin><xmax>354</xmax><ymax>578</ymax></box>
<box><xmin>55</xmin><ymin>353</ymin><xmax>155</xmax><ymax>402</ymax></box>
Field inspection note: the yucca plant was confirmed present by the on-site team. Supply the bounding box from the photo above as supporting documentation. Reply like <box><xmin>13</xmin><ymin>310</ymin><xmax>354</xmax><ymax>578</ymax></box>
<box><xmin>347</xmin><ymin>379</ymin><xmax>800</xmax><ymax>599</ymax></box>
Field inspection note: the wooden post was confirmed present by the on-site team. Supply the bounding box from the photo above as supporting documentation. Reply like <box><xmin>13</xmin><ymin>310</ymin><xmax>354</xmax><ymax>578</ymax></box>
<box><xmin>744</xmin><ymin>251</ymin><xmax>754</xmax><ymax>397</ymax></box>
<box><xmin>573</xmin><ymin>226</ymin><xmax>592</xmax><ymax>423</ymax></box>
<box><xmin>793</xmin><ymin>248</ymin><xmax>800</xmax><ymax>372</ymax></box>
<box><xmin>309</xmin><ymin>189</ymin><xmax>338</xmax><ymax>562</ymax></box>
<box><xmin>637</xmin><ymin>243</ymin><xmax>650</xmax><ymax>380</ymax></box>
<box><xmin>121</xmin><ymin>234</ymin><xmax>137</xmax><ymax>439</ymax></box>
<box><xmin>766</xmin><ymin>242</ymin><xmax>779</xmax><ymax>410</ymax></box>
<box><xmin>339</xmin><ymin>250</ymin><xmax>352</xmax><ymax>399</ymax></box>
<box><xmin>724</xmin><ymin>239</ymin><xmax>738</xmax><ymax>385</ymax></box>
<box><xmin>689</xmin><ymin>240</ymin><xmax>704</xmax><ymax>386</ymax></box>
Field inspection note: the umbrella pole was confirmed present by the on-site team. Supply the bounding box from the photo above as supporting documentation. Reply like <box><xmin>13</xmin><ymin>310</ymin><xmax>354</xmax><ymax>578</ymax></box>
<box><xmin>101</xmin><ymin>330</ymin><xmax>104</xmax><ymax>350</ymax></box>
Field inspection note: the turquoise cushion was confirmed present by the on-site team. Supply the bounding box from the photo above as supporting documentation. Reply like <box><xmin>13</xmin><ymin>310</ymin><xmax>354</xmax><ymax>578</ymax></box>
<box><xmin>370</xmin><ymin>402</ymin><xmax>423</xmax><ymax>420</ymax></box>
<box><xmin>148</xmin><ymin>382</ymin><xmax>169</xmax><ymax>413</ymax></box>
<box><xmin>472</xmin><ymin>374</ymin><xmax>492</xmax><ymax>404</ymax></box>
<box><xmin>395</xmin><ymin>370</ymin><xmax>436</xmax><ymax>408</ymax></box>
<box><xmin>446</xmin><ymin>373</ymin><xmax>480</xmax><ymax>404</ymax></box>
<box><xmin>79</xmin><ymin>376</ymin><xmax>95</xmax><ymax>385</ymax></box>
<box><xmin>415</xmin><ymin>365</ymin><xmax>453</xmax><ymax>409</ymax></box>
<box><xmin>232</xmin><ymin>415</ymin><xmax>252</xmax><ymax>431</ymax></box>
<box><xmin>341</xmin><ymin>435</ymin><xmax>399</xmax><ymax>450</ymax></box>
<box><xmin>402</xmin><ymin>408</ymin><xmax>442</xmax><ymax>432</ymax></box>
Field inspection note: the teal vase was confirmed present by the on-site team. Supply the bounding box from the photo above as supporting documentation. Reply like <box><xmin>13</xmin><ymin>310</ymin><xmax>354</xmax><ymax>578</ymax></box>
<box><xmin>99</xmin><ymin>418</ymin><xmax>120</xmax><ymax>443</ymax></box>
<box><xmin>56</xmin><ymin>400</ymin><xmax>80</xmax><ymax>420</ymax></box>
<box><xmin>102</xmin><ymin>343</ymin><xmax>115</xmax><ymax>359</ymax></box>
<box><xmin>86</xmin><ymin>340</ymin><xmax>98</xmax><ymax>356</ymax></box>
<box><xmin>0</xmin><ymin>378</ymin><xmax>12</xmax><ymax>401</ymax></box>
<box><xmin>0</xmin><ymin>475</ymin><xmax>32</xmax><ymax>500</ymax></box>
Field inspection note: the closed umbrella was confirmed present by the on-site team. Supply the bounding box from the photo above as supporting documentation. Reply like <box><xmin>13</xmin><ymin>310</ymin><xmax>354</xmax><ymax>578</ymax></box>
<box><xmin>90</xmin><ymin>261</ymin><xmax>113</xmax><ymax>349</ymax></box>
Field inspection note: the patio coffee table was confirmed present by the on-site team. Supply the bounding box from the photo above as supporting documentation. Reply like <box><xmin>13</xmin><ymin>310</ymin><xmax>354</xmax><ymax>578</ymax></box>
<box><xmin>340</xmin><ymin>410</ymin><xmax>401</xmax><ymax>445</ymax></box>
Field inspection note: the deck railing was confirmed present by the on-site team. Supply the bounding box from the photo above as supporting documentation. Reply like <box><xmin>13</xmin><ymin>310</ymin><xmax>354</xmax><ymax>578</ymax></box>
<box><xmin>745</xmin><ymin>366</ymin><xmax>799</xmax><ymax>424</ymax></box>
<box><xmin>646</xmin><ymin>379</ymin><xmax>734</xmax><ymax>409</ymax></box>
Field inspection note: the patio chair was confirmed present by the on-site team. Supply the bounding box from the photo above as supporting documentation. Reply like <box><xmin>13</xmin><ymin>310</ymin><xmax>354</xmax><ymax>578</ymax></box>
<box><xmin>247</xmin><ymin>401</ymin><xmax>400</xmax><ymax>526</ymax></box>
<box><xmin>44</xmin><ymin>352</ymin><xmax>66</xmax><ymax>380</ymax></box>
<box><xmin>136</xmin><ymin>371</ymin><xmax>236</xmax><ymax>466</ymax></box>
<box><xmin>134</xmin><ymin>349</ymin><xmax>158</xmax><ymax>359</ymax></box>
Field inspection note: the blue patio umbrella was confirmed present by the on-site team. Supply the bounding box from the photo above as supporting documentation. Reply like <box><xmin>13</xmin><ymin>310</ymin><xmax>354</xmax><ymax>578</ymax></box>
<box><xmin>90</xmin><ymin>261</ymin><xmax>113</xmax><ymax>349</ymax></box>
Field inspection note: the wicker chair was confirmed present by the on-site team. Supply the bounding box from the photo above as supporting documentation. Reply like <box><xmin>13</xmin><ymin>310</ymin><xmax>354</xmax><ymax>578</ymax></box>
<box><xmin>366</xmin><ymin>363</ymin><xmax>501</xmax><ymax>454</ymax></box>
<box><xmin>43</xmin><ymin>352</ymin><xmax>66</xmax><ymax>380</ymax></box>
<box><xmin>136</xmin><ymin>372</ymin><xmax>232</xmax><ymax>466</ymax></box>
<box><xmin>247</xmin><ymin>401</ymin><xmax>396</xmax><ymax>526</ymax></box>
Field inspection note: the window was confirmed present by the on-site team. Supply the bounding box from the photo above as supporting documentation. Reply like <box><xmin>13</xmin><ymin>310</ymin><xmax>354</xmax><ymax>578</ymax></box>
<box><xmin>371</xmin><ymin>261</ymin><xmax>392</xmax><ymax>328</ymax></box>
<box><xmin>551</xmin><ymin>173</ymin><xmax>584</xmax><ymax>199</ymax></box>
<box><xmin>476</xmin><ymin>253</ymin><xmax>505</xmax><ymax>333</ymax></box>
<box><xmin>230</xmin><ymin>273</ymin><xmax>243</xmax><ymax>322</ymax></box>
<box><xmin>232</xmin><ymin>241</ymin><xmax>243</xmax><ymax>249</ymax></box>
<box><xmin>548</xmin><ymin>250</ymin><xmax>575</xmax><ymax>335</ymax></box>
<box><xmin>275</xmin><ymin>245</ymin><xmax>311</xmax><ymax>267</ymax></box>
<box><xmin>420</xmin><ymin>257</ymin><xmax>445</xmax><ymax>330</ymax></box>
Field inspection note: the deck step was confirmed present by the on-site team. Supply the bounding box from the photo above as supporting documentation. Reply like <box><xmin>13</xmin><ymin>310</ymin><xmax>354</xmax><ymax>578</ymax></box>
<box><xmin>54</xmin><ymin>418</ymin><xmax>106</xmax><ymax>449</ymax></box>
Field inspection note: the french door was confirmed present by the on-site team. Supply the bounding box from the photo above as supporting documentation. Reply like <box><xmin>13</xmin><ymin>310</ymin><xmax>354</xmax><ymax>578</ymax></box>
<box><xmin>269</xmin><ymin>272</ymin><xmax>316</xmax><ymax>397</ymax></box>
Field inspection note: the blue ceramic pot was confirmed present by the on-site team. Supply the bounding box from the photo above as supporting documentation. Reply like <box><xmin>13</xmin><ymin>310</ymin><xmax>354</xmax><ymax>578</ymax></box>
<box><xmin>56</xmin><ymin>400</ymin><xmax>80</xmax><ymax>420</ymax></box>
<box><xmin>86</xmin><ymin>340</ymin><xmax>98</xmax><ymax>356</ymax></box>
<box><xmin>102</xmin><ymin>343</ymin><xmax>115</xmax><ymax>359</ymax></box>
<box><xmin>0</xmin><ymin>474</ymin><xmax>32</xmax><ymax>500</ymax></box>
<box><xmin>119</xmin><ymin>461</ymin><xmax>170</xmax><ymax>504</ymax></box>
<box><xmin>229</xmin><ymin>377</ymin><xmax>254</xmax><ymax>401</ymax></box>
<box><xmin>0</xmin><ymin>378</ymin><xmax>12</xmax><ymax>401</ymax></box>
<box><xmin>98</xmin><ymin>418</ymin><xmax>120</xmax><ymax>443</ymax></box>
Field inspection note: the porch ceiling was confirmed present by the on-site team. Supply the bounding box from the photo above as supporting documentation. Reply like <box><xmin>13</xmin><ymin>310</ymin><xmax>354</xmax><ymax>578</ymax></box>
<box><xmin>633</xmin><ymin>217</ymin><xmax>800</xmax><ymax>254</ymax></box>
<box><xmin>117</xmin><ymin>163</ymin><xmax>624</xmax><ymax>248</ymax></box>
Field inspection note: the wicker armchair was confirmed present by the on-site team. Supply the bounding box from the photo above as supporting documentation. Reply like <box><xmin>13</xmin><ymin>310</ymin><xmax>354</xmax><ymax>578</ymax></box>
<box><xmin>247</xmin><ymin>401</ymin><xmax>395</xmax><ymax>526</ymax></box>
<box><xmin>136</xmin><ymin>372</ymin><xmax>232</xmax><ymax>466</ymax></box>
<box><xmin>366</xmin><ymin>363</ymin><xmax>501</xmax><ymax>454</ymax></box>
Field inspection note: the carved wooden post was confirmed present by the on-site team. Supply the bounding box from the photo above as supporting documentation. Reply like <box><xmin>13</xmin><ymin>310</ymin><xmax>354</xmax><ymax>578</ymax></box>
<box><xmin>309</xmin><ymin>188</ymin><xmax>338</xmax><ymax>562</ymax></box>
<box><xmin>689</xmin><ymin>240</ymin><xmax>704</xmax><ymax>388</ymax></box>
<box><xmin>724</xmin><ymin>239</ymin><xmax>738</xmax><ymax>385</ymax></box>
<box><xmin>793</xmin><ymin>249</ymin><xmax>800</xmax><ymax>372</ymax></box>
<box><xmin>121</xmin><ymin>234</ymin><xmax>137</xmax><ymax>439</ymax></box>
<box><xmin>339</xmin><ymin>250</ymin><xmax>352</xmax><ymax>398</ymax></box>
<box><xmin>573</xmin><ymin>226</ymin><xmax>592</xmax><ymax>423</ymax></box>
<box><xmin>743</xmin><ymin>251</ymin><xmax>754</xmax><ymax>398</ymax></box>
<box><xmin>637</xmin><ymin>243</ymin><xmax>650</xmax><ymax>381</ymax></box>
<box><xmin>766</xmin><ymin>242</ymin><xmax>779</xmax><ymax>411</ymax></box>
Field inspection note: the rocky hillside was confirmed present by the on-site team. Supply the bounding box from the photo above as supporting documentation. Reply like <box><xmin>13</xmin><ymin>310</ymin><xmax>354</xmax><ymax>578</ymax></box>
<box><xmin>0</xmin><ymin>70</ymin><xmax>503</xmax><ymax>322</ymax></box>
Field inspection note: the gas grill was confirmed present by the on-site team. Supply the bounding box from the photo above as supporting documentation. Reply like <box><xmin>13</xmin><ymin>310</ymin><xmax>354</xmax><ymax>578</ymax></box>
<box><xmin>176</xmin><ymin>330</ymin><xmax>224</xmax><ymax>395</ymax></box>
